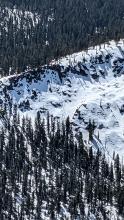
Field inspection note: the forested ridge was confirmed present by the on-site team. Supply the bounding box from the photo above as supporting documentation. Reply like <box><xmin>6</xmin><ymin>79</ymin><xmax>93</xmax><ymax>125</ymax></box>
<box><xmin>0</xmin><ymin>0</ymin><xmax>124</xmax><ymax>75</ymax></box>
<box><xmin>0</xmin><ymin>108</ymin><xmax>124</xmax><ymax>219</ymax></box>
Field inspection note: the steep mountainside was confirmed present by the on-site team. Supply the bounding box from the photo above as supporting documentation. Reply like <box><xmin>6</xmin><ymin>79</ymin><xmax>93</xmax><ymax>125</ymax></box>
<box><xmin>1</xmin><ymin>1</ymin><xmax>124</xmax><ymax>219</ymax></box>
<box><xmin>1</xmin><ymin>40</ymin><xmax>124</xmax><ymax>156</ymax></box>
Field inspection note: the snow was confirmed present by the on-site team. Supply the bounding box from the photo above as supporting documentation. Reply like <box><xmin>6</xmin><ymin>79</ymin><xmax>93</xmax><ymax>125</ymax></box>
<box><xmin>0</xmin><ymin>6</ymin><xmax>54</xmax><ymax>38</ymax></box>
<box><xmin>51</xmin><ymin>39</ymin><xmax>124</xmax><ymax>67</ymax></box>
<box><xmin>1</xmin><ymin>39</ymin><xmax>124</xmax><ymax>158</ymax></box>
<box><xmin>72</xmin><ymin>74</ymin><xmax>124</xmax><ymax>155</ymax></box>
<box><xmin>0</xmin><ymin>7</ymin><xmax>41</xmax><ymax>34</ymax></box>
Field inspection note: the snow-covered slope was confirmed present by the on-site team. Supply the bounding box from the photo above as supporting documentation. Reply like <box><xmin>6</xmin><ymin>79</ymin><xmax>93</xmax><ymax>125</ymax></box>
<box><xmin>1</xmin><ymin>40</ymin><xmax>124</xmax><ymax>156</ymax></box>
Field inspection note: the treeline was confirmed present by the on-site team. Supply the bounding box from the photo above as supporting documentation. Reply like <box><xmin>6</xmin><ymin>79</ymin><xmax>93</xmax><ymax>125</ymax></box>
<box><xmin>0</xmin><ymin>0</ymin><xmax>124</xmax><ymax>75</ymax></box>
<box><xmin>0</xmin><ymin>109</ymin><xmax>124</xmax><ymax>219</ymax></box>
